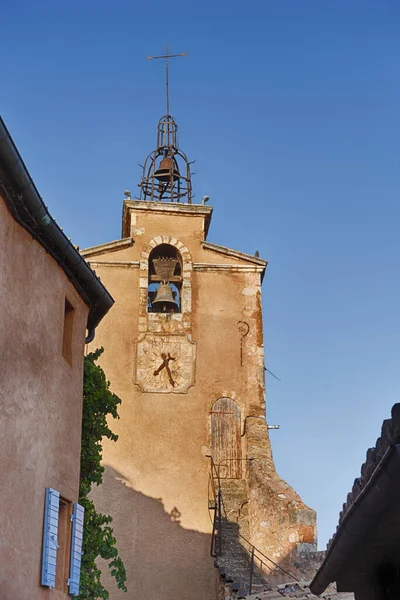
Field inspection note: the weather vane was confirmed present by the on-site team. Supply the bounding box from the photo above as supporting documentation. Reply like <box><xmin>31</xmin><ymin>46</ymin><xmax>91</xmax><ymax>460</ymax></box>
<box><xmin>147</xmin><ymin>45</ymin><xmax>187</xmax><ymax>115</ymax></box>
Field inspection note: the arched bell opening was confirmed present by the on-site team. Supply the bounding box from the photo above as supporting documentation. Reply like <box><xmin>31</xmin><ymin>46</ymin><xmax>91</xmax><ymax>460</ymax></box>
<box><xmin>147</xmin><ymin>244</ymin><xmax>182</xmax><ymax>313</ymax></box>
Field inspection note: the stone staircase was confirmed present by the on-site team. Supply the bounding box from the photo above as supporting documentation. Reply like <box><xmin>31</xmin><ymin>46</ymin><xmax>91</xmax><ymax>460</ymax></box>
<box><xmin>217</xmin><ymin>520</ymin><xmax>266</xmax><ymax>593</ymax></box>
<box><xmin>221</xmin><ymin>577</ymin><xmax>355</xmax><ymax>600</ymax></box>
<box><xmin>212</xmin><ymin>479</ymin><xmax>331</xmax><ymax>599</ymax></box>
<box><xmin>242</xmin><ymin>581</ymin><xmax>355</xmax><ymax>600</ymax></box>
<box><xmin>214</xmin><ymin>479</ymin><xmax>268</xmax><ymax>596</ymax></box>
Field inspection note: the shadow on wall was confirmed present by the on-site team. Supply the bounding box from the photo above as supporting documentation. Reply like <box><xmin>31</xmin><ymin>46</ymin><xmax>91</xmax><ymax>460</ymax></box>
<box><xmin>95</xmin><ymin>466</ymin><xmax>218</xmax><ymax>600</ymax></box>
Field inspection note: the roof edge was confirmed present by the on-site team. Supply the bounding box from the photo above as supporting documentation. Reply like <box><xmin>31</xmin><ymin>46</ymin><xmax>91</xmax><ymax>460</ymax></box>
<box><xmin>81</xmin><ymin>237</ymin><xmax>133</xmax><ymax>257</ymax></box>
<box><xmin>202</xmin><ymin>241</ymin><xmax>267</xmax><ymax>269</ymax></box>
<box><xmin>0</xmin><ymin>115</ymin><xmax>114</xmax><ymax>330</ymax></box>
<box><xmin>310</xmin><ymin>444</ymin><xmax>400</xmax><ymax>595</ymax></box>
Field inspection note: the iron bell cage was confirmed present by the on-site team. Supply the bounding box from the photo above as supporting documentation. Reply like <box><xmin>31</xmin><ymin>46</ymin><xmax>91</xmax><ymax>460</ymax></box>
<box><xmin>138</xmin><ymin>115</ymin><xmax>193</xmax><ymax>203</ymax></box>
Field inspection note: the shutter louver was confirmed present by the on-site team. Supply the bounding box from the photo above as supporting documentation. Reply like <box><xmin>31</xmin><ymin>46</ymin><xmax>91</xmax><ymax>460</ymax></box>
<box><xmin>41</xmin><ymin>487</ymin><xmax>60</xmax><ymax>587</ymax></box>
<box><xmin>68</xmin><ymin>502</ymin><xmax>85</xmax><ymax>596</ymax></box>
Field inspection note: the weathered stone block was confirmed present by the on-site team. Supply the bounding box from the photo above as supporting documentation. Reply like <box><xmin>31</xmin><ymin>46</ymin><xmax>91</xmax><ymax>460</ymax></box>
<box><xmin>293</xmin><ymin>509</ymin><xmax>317</xmax><ymax>527</ymax></box>
<box><xmin>296</xmin><ymin>542</ymin><xmax>318</xmax><ymax>554</ymax></box>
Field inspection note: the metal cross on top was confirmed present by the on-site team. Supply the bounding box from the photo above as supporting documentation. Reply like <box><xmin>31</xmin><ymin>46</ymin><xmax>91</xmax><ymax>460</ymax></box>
<box><xmin>147</xmin><ymin>45</ymin><xmax>187</xmax><ymax>116</ymax></box>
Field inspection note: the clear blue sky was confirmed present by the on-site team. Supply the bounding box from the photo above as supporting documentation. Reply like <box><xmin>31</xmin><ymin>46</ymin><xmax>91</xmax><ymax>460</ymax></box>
<box><xmin>3</xmin><ymin>1</ymin><xmax>400</xmax><ymax>548</ymax></box>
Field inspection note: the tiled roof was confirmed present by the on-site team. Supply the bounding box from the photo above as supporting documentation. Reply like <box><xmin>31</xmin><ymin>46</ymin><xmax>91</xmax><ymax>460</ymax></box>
<box><xmin>326</xmin><ymin>403</ymin><xmax>400</xmax><ymax>552</ymax></box>
<box><xmin>309</xmin><ymin>403</ymin><xmax>400</xmax><ymax>596</ymax></box>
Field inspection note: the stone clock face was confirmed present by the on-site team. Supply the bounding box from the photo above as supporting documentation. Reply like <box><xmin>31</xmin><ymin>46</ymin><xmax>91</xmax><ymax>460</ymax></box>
<box><xmin>135</xmin><ymin>335</ymin><xmax>196</xmax><ymax>393</ymax></box>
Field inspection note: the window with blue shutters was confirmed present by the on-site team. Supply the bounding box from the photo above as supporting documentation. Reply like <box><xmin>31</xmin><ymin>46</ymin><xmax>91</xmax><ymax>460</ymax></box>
<box><xmin>41</xmin><ymin>488</ymin><xmax>60</xmax><ymax>587</ymax></box>
<box><xmin>68</xmin><ymin>502</ymin><xmax>85</xmax><ymax>596</ymax></box>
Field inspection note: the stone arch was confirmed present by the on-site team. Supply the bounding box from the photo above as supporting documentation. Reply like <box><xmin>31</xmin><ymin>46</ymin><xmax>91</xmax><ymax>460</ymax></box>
<box><xmin>211</xmin><ymin>397</ymin><xmax>242</xmax><ymax>479</ymax></box>
<box><xmin>139</xmin><ymin>236</ymin><xmax>192</xmax><ymax>318</ymax></box>
<box><xmin>148</xmin><ymin>244</ymin><xmax>183</xmax><ymax>313</ymax></box>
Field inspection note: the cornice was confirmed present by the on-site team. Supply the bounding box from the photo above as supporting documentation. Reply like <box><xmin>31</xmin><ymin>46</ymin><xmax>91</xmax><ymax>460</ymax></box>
<box><xmin>80</xmin><ymin>237</ymin><xmax>133</xmax><ymax>257</ymax></box>
<box><xmin>122</xmin><ymin>200</ymin><xmax>213</xmax><ymax>238</ymax></box>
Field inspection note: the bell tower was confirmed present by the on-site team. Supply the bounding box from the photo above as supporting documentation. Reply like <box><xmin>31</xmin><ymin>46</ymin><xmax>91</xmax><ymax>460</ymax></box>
<box><xmin>82</xmin><ymin>55</ymin><xmax>317</xmax><ymax>600</ymax></box>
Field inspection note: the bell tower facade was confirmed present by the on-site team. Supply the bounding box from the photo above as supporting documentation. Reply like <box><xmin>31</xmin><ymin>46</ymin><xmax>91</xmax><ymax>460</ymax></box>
<box><xmin>82</xmin><ymin>114</ymin><xmax>316</xmax><ymax>599</ymax></box>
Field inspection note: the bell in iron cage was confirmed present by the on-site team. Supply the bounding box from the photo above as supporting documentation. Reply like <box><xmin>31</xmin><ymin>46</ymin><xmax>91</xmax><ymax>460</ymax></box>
<box><xmin>154</xmin><ymin>156</ymin><xmax>180</xmax><ymax>183</ymax></box>
<box><xmin>152</xmin><ymin>283</ymin><xmax>178</xmax><ymax>312</ymax></box>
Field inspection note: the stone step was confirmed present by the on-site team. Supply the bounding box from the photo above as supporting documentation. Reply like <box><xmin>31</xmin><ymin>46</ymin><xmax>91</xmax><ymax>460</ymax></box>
<box><xmin>216</xmin><ymin>479</ymin><xmax>275</xmax><ymax>596</ymax></box>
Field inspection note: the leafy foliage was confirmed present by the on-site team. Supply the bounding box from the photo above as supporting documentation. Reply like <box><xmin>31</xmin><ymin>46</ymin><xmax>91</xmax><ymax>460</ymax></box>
<box><xmin>78</xmin><ymin>348</ymin><xmax>127</xmax><ymax>599</ymax></box>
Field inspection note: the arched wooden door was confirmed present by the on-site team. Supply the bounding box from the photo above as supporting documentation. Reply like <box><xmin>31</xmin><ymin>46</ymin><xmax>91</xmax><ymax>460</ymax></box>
<box><xmin>211</xmin><ymin>398</ymin><xmax>242</xmax><ymax>479</ymax></box>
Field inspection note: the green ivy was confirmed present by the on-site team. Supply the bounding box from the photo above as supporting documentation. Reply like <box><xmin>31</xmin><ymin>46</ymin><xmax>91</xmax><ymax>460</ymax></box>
<box><xmin>78</xmin><ymin>348</ymin><xmax>127</xmax><ymax>599</ymax></box>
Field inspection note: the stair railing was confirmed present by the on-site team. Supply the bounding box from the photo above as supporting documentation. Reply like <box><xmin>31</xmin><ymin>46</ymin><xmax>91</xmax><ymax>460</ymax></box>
<box><xmin>238</xmin><ymin>532</ymin><xmax>299</xmax><ymax>592</ymax></box>
<box><xmin>208</xmin><ymin>456</ymin><xmax>225</xmax><ymax>557</ymax></box>
<box><xmin>206</xmin><ymin>455</ymin><xmax>299</xmax><ymax>594</ymax></box>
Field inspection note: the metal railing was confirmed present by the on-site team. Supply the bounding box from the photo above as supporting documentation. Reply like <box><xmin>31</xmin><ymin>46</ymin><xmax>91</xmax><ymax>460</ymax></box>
<box><xmin>238</xmin><ymin>532</ymin><xmax>299</xmax><ymax>592</ymax></box>
<box><xmin>206</xmin><ymin>455</ymin><xmax>299</xmax><ymax>595</ymax></box>
<box><xmin>208</xmin><ymin>456</ymin><xmax>225</xmax><ymax>557</ymax></box>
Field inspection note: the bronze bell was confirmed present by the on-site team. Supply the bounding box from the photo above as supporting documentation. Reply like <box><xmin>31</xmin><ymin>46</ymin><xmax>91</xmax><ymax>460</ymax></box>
<box><xmin>152</xmin><ymin>283</ymin><xmax>178</xmax><ymax>312</ymax></box>
<box><xmin>154</xmin><ymin>157</ymin><xmax>180</xmax><ymax>182</ymax></box>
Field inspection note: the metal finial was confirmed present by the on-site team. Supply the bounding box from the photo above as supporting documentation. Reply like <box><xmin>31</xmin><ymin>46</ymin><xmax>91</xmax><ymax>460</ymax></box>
<box><xmin>146</xmin><ymin>45</ymin><xmax>187</xmax><ymax>115</ymax></box>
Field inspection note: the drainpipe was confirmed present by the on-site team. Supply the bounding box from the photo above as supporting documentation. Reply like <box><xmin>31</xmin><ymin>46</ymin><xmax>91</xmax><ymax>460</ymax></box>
<box><xmin>85</xmin><ymin>328</ymin><xmax>96</xmax><ymax>345</ymax></box>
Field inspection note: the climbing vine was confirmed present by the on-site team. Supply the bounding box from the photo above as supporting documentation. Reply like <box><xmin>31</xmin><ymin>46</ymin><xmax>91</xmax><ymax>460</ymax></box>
<box><xmin>78</xmin><ymin>348</ymin><xmax>127</xmax><ymax>599</ymax></box>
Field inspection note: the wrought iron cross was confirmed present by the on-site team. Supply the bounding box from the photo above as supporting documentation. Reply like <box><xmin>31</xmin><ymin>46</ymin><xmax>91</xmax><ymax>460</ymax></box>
<box><xmin>147</xmin><ymin>45</ymin><xmax>187</xmax><ymax>115</ymax></box>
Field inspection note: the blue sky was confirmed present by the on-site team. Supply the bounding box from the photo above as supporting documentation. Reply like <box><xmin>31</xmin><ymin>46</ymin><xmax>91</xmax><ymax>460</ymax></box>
<box><xmin>3</xmin><ymin>1</ymin><xmax>400</xmax><ymax>548</ymax></box>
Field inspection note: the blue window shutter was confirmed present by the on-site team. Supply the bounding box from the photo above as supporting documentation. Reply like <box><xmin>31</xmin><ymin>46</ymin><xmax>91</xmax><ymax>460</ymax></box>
<box><xmin>41</xmin><ymin>487</ymin><xmax>60</xmax><ymax>587</ymax></box>
<box><xmin>68</xmin><ymin>502</ymin><xmax>85</xmax><ymax>596</ymax></box>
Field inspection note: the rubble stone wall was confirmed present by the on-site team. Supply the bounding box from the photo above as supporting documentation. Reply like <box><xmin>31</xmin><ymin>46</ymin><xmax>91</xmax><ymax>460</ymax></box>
<box><xmin>246</xmin><ymin>419</ymin><xmax>317</xmax><ymax>582</ymax></box>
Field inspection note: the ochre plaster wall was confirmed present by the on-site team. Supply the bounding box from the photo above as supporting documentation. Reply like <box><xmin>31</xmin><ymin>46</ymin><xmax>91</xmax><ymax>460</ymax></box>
<box><xmin>0</xmin><ymin>196</ymin><xmax>89</xmax><ymax>600</ymax></box>
<box><xmin>85</xmin><ymin>203</ymin><xmax>269</xmax><ymax>599</ymax></box>
<box><xmin>85</xmin><ymin>201</ymin><xmax>316</xmax><ymax>595</ymax></box>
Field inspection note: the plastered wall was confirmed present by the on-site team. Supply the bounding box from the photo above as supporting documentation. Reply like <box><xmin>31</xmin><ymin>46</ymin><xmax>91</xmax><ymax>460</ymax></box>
<box><xmin>0</xmin><ymin>196</ymin><xmax>88</xmax><ymax>599</ymax></box>
<box><xmin>86</xmin><ymin>203</ymin><xmax>267</xmax><ymax>600</ymax></box>
<box><xmin>85</xmin><ymin>200</ymin><xmax>316</xmax><ymax>597</ymax></box>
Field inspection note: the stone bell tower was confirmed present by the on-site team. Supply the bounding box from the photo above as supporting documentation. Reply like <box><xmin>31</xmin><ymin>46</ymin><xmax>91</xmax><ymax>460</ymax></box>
<box><xmin>82</xmin><ymin>111</ymin><xmax>316</xmax><ymax>600</ymax></box>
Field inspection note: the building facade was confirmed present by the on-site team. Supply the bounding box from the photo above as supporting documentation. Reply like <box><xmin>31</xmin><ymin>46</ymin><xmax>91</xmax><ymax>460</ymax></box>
<box><xmin>82</xmin><ymin>114</ymin><xmax>317</xmax><ymax>599</ymax></box>
<box><xmin>0</xmin><ymin>117</ymin><xmax>113</xmax><ymax>599</ymax></box>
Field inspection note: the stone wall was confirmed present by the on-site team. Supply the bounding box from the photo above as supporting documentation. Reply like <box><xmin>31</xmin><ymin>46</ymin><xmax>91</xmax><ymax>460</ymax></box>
<box><xmin>212</xmin><ymin>418</ymin><xmax>317</xmax><ymax>593</ymax></box>
<box><xmin>246</xmin><ymin>418</ymin><xmax>317</xmax><ymax>582</ymax></box>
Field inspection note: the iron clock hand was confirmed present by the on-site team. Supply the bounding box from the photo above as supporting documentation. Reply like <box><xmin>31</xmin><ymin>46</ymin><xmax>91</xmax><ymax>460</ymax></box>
<box><xmin>165</xmin><ymin>354</ymin><xmax>176</xmax><ymax>387</ymax></box>
<box><xmin>153</xmin><ymin>353</ymin><xmax>176</xmax><ymax>387</ymax></box>
<box><xmin>153</xmin><ymin>353</ymin><xmax>168</xmax><ymax>376</ymax></box>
